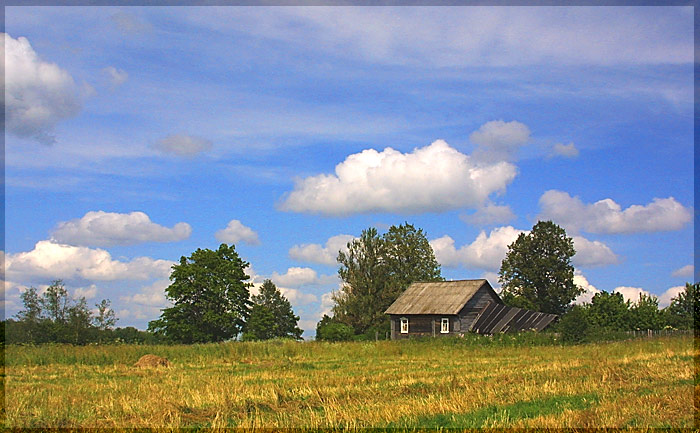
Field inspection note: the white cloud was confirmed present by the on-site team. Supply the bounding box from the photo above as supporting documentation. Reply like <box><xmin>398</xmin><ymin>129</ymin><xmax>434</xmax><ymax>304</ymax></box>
<box><xmin>551</xmin><ymin>142</ymin><xmax>579</xmax><ymax>158</ymax></box>
<box><xmin>538</xmin><ymin>190</ymin><xmax>692</xmax><ymax>234</ymax></box>
<box><xmin>3</xmin><ymin>33</ymin><xmax>83</xmax><ymax>143</ymax></box>
<box><xmin>270</xmin><ymin>267</ymin><xmax>338</xmax><ymax>289</ymax></box>
<box><xmin>431</xmin><ymin>226</ymin><xmax>615</xmax><ymax>271</ymax></box>
<box><xmin>246</xmin><ymin>267</ymin><xmax>322</xmax><ymax>308</ymax></box>
<box><xmin>73</xmin><ymin>284</ymin><xmax>98</xmax><ymax>300</ymax></box>
<box><xmin>153</xmin><ymin>134</ymin><xmax>213</xmax><ymax>157</ymax></box>
<box><xmin>613</xmin><ymin>286</ymin><xmax>654</xmax><ymax>304</ymax></box>
<box><xmin>461</xmin><ymin>203</ymin><xmax>515</xmax><ymax>226</ymax></box>
<box><xmin>571</xmin><ymin>236</ymin><xmax>618</xmax><ymax>267</ymax></box>
<box><xmin>430</xmin><ymin>226</ymin><xmax>525</xmax><ymax>272</ymax></box>
<box><xmin>215</xmin><ymin>220</ymin><xmax>260</xmax><ymax>246</ymax></box>
<box><xmin>102</xmin><ymin>66</ymin><xmax>128</xmax><ymax>87</ymax></box>
<box><xmin>190</xmin><ymin>8</ymin><xmax>692</xmax><ymax>67</ymax></box>
<box><xmin>470</xmin><ymin>120</ymin><xmax>531</xmax><ymax>163</ymax></box>
<box><xmin>51</xmin><ymin>211</ymin><xmax>191</xmax><ymax>247</ymax></box>
<box><xmin>658</xmin><ymin>285</ymin><xmax>685</xmax><ymax>308</ymax></box>
<box><xmin>280</xmin><ymin>139</ymin><xmax>517</xmax><ymax>216</ymax></box>
<box><xmin>289</xmin><ymin>234</ymin><xmax>355</xmax><ymax>265</ymax></box>
<box><xmin>120</xmin><ymin>279</ymin><xmax>170</xmax><ymax>308</ymax></box>
<box><xmin>5</xmin><ymin>240</ymin><xmax>174</xmax><ymax>283</ymax></box>
<box><xmin>671</xmin><ymin>265</ymin><xmax>694</xmax><ymax>278</ymax></box>
<box><xmin>319</xmin><ymin>292</ymin><xmax>335</xmax><ymax>317</ymax></box>
<box><xmin>572</xmin><ymin>271</ymin><xmax>601</xmax><ymax>305</ymax></box>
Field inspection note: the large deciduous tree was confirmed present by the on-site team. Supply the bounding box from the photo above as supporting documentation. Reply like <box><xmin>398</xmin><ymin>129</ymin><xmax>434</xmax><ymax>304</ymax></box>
<box><xmin>332</xmin><ymin>223</ymin><xmax>443</xmax><ymax>334</ymax></box>
<box><xmin>499</xmin><ymin>220</ymin><xmax>581</xmax><ymax>315</ymax></box>
<box><xmin>148</xmin><ymin>244</ymin><xmax>252</xmax><ymax>343</ymax></box>
<box><xmin>242</xmin><ymin>279</ymin><xmax>303</xmax><ymax>340</ymax></box>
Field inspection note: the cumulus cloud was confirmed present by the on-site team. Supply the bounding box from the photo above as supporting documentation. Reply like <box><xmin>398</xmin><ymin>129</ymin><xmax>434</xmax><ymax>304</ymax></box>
<box><xmin>572</xmin><ymin>271</ymin><xmax>601</xmax><ymax>305</ymax></box>
<box><xmin>613</xmin><ymin>286</ymin><xmax>654</xmax><ymax>304</ymax></box>
<box><xmin>3</xmin><ymin>33</ymin><xmax>83</xmax><ymax>143</ymax></box>
<box><xmin>5</xmin><ymin>240</ymin><xmax>174</xmax><ymax>283</ymax></box>
<box><xmin>289</xmin><ymin>234</ymin><xmax>355</xmax><ymax>265</ymax></box>
<box><xmin>551</xmin><ymin>142</ymin><xmax>579</xmax><ymax>158</ymax></box>
<box><xmin>431</xmin><ymin>226</ymin><xmax>615</xmax><ymax>272</ymax></box>
<box><xmin>102</xmin><ymin>66</ymin><xmax>128</xmax><ymax>88</ymax></box>
<box><xmin>461</xmin><ymin>203</ymin><xmax>515</xmax><ymax>226</ymax></box>
<box><xmin>280</xmin><ymin>139</ymin><xmax>517</xmax><ymax>216</ymax></box>
<box><xmin>657</xmin><ymin>285</ymin><xmax>685</xmax><ymax>308</ymax></box>
<box><xmin>430</xmin><ymin>226</ymin><xmax>525</xmax><ymax>271</ymax></box>
<box><xmin>51</xmin><ymin>211</ymin><xmax>191</xmax><ymax>247</ymax></box>
<box><xmin>73</xmin><ymin>284</ymin><xmax>98</xmax><ymax>300</ymax></box>
<box><xmin>671</xmin><ymin>265</ymin><xmax>694</xmax><ymax>278</ymax></box>
<box><xmin>247</xmin><ymin>268</ymin><xmax>319</xmax><ymax>308</ymax></box>
<box><xmin>215</xmin><ymin>220</ymin><xmax>260</xmax><ymax>246</ymax></box>
<box><xmin>469</xmin><ymin>120</ymin><xmax>531</xmax><ymax>163</ymax></box>
<box><xmin>571</xmin><ymin>236</ymin><xmax>618</xmax><ymax>267</ymax></box>
<box><xmin>319</xmin><ymin>292</ymin><xmax>335</xmax><ymax>317</ymax></box>
<box><xmin>120</xmin><ymin>279</ymin><xmax>170</xmax><ymax>308</ymax></box>
<box><xmin>153</xmin><ymin>134</ymin><xmax>213</xmax><ymax>157</ymax></box>
<box><xmin>538</xmin><ymin>190</ymin><xmax>692</xmax><ymax>234</ymax></box>
<box><xmin>270</xmin><ymin>267</ymin><xmax>338</xmax><ymax>289</ymax></box>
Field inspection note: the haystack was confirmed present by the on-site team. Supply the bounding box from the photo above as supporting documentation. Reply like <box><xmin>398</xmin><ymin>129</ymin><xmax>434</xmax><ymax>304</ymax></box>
<box><xmin>134</xmin><ymin>354</ymin><xmax>170</xmax><ymax>368</ymax></box>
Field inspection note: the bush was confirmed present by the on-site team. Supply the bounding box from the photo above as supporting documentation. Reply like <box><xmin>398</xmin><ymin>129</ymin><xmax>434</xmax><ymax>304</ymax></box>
<box><xmin>315</xmin><ymin>315</ymin><xmax>354</xmax><ymax>342</ymax></box>
<box><xmin>558</xmin><ymin>305</ymin><xmax>589</xmax><ymax>344</ymax></box>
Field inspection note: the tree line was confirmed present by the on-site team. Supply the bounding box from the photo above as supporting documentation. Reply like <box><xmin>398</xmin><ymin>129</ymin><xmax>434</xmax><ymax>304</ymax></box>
<box><xmin>4</xmin><ymin>221</ymin><xmax>697</xmax><ymax>345</ymax></box>
<box><xmin>318</xmin><ymin>220</ymin><xmax>698</xmax><ymax>341</ymax></box>
<box><xmin>5</xmin><ymin>244</ymin><xmax>302</xmax><ymax>345</ymax></box>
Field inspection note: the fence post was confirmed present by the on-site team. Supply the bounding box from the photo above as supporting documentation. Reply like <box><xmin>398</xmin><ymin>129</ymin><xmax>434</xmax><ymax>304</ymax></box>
<box><xmin>375</xmin><ymin>330</ymin><xmax>379</xmax><ymax>342</ymax></box>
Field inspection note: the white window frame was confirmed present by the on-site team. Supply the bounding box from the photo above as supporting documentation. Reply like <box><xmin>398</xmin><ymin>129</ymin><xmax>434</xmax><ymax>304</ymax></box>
<box><xmin>441</xmin><ymin>317</ymin><xmax>450</xmax><ymax>333</ymax></box>
<box><xmin>400</xmin><ymin>317</ymin><xmax>409</xmax><ymax>334</ymax></box>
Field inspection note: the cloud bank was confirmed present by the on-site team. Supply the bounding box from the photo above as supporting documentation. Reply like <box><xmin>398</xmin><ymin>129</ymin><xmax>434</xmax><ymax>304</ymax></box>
<box><xmin>539</xmin><ymin>190</ymin><xmax>691</xmax><ymax>234</ymax></box>
<box><xmin>5</xmin><ymin>240</ymin><xmax>174</xmax><ymax>283</ymax></box>
<box><xmin>52</xmin><ymin>211</ymin><xmax>191</xmax><ymax>247</ymax></box>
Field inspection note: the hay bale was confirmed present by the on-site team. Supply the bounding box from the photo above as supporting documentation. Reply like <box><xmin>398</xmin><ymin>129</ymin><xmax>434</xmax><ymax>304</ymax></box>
<box><xmin>134</xmin><ymin>354</ymin><xmax>170</xmax><ymax>368</ymax></box>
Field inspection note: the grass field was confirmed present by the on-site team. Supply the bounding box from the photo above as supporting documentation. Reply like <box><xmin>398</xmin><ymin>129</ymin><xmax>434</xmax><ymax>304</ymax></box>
<box><xmin>2</xmin><ymin>335</ymin><xmax>697</xmax><ymax>429</ymax></box>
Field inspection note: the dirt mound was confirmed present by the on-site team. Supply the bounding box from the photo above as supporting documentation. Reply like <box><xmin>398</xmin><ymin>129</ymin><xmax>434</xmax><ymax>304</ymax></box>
<box><xmin>134</xmin><ymin>354</ymin><xmax>170</xmax><ymax>368</ymax></box>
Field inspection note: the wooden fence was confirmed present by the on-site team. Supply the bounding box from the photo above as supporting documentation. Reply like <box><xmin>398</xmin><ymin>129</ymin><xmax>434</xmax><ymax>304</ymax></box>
<box><xmin>624</xmin><ymin>329</ymin><xmax>694</xmax><ymax>338</ymax></box>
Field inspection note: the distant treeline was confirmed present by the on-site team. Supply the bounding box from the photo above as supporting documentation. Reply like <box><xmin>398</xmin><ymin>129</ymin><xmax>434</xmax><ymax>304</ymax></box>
<box><xmin>2</xmin><ymin>280</ymin><xmax>167</xmax><ymax>345</ymax></box>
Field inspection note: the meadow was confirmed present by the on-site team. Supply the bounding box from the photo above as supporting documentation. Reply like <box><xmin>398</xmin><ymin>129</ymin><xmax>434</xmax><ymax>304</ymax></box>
<box><xmin>2</xmin><ymin>335</ymin><xmax>697</xmax><ymax>430</ymax></box>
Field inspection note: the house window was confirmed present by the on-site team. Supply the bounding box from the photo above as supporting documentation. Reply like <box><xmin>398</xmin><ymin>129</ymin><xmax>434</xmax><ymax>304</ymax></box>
<box><xmin>441</xmin><ymin>318</ymin><xmax>449</xmax><ymax>333</ymax></box>
<box><xmin>400</xmin><ymin>317</ymin><xmax>409</xmax><ymax>334</ymax></box>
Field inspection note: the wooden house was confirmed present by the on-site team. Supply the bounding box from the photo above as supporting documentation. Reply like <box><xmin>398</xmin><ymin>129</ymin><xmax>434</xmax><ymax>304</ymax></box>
<box><xmin>384</xmin><ymin>279</ymin><xmax>558</xmax><ymax>339</ymax></box>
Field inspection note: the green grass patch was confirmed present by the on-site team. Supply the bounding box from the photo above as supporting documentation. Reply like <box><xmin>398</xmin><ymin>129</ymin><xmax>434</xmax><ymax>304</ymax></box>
<box><xmin>386</xmin><ymin>393</ymin><xmax>599</xmax><ymax>428</ymax></box>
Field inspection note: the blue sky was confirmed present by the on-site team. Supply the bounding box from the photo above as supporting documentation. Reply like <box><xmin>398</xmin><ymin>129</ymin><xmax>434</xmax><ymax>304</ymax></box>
<box><xmin>3</xmin><ymin>6</ymin><xmax>694</xmax><ymax>337</ymax></box>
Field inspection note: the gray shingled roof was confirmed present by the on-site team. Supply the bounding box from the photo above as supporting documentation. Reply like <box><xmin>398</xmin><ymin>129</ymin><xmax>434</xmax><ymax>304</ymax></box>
<box><xmin>385</xmin><ymin>279</ymin><xmax>490</xmax><ymax>315</ymax></box>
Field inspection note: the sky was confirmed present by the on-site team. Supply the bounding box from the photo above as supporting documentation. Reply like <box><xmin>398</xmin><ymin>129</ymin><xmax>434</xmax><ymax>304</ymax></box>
<box><xmin>2</xmin><ymin>6</ymin><xmax>695</xmax><ymax>338</ymax></box>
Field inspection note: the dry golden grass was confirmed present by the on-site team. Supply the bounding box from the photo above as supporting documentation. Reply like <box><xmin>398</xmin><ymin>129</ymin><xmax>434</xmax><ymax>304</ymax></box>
<box><xmin>2</xmin><ymin>335</ymin><xmax>696</xmax><ymax>429</ymax></box>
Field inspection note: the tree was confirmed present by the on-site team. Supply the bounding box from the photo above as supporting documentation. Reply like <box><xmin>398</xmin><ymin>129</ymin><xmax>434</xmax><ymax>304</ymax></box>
<box><xmin>334</xmin><ymin>227</ymin><xmax>388</xmax><ymax>333</ymax></box>
<box><xmin>665</xmin><ymin>282</ymin><xmax>699</xmax><ymax>330</ymax></box>
<box><xmin>12</xmin><ymin>280</ymin><xmax>116</xmax><ymax>344</ymax></box>
<box><xmin>630</xmin><ymin>293</ymin><xmax>663</xmax><ymax>331</ymax></box>
<box><xmin>242</xmin><ymin>280</ymin><xmax>303</xmax><ymax>341</ymax></box>
<box><xmin>315</xmin><ymin>314</ymin><xmax>354</xmax><ymax>342</ymax></box>
<box><xmin>587</xmin><ymin>291</ymin><xmax>632</xmax><ymax>331</ymax></box>
<box><xmin>558</xmin><ymin>305</ymin><xmax>589</xmax><ymax>343</ymax></box>
<box><xmin>333</xmin><ymin>223</ymin><xmax>443</xmax><ymax>334</ymax></box>
<box><xmin>41</xmin><ymin>280</ymin><xmax>70</xmax><ymax>324</ymax></box>
<box><xmin>148</xmin><ymin>244</ymin><xmax>252</xmax><ymax>343</ymax></box>
<box><xmin>94</xmin><ymin>299</ymin><xmax>117</xmax><ymax>331</ymax></box>
<box><xmin>499</xmin><ymin>220</ymin><xmax>581</xmax><ymax>315</ymax></box>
